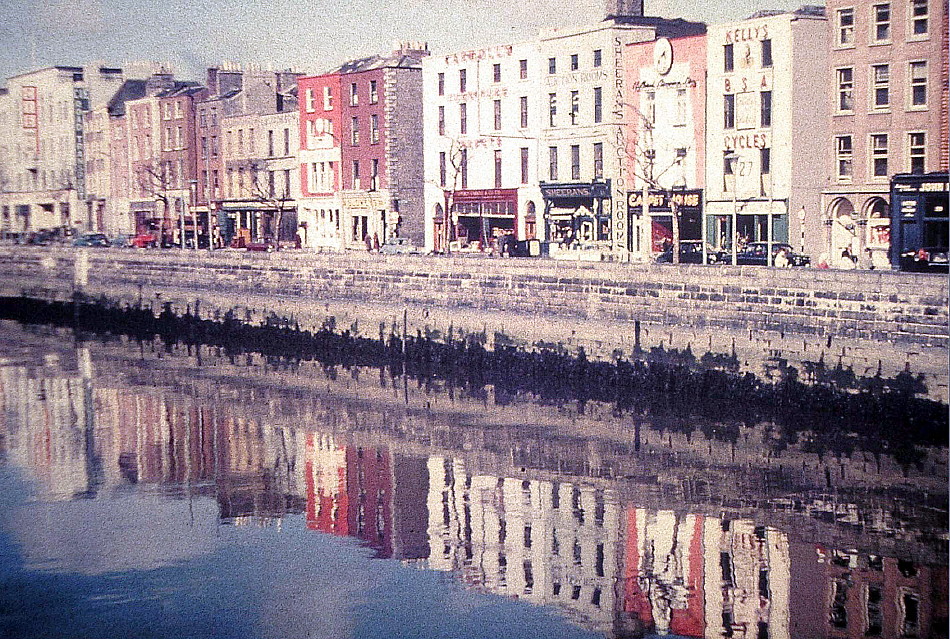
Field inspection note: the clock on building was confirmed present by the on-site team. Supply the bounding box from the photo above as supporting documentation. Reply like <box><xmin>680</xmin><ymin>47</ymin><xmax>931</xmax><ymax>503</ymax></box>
<box><xmin>653</xmin><ymin>38</ymin><xmax>673</xmax><ymax>75</ymax></box>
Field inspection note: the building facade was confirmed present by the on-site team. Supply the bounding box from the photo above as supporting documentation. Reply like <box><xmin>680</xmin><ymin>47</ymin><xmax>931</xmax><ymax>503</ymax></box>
<box><xmin>820</xmin><ymin>0</ymin><xmax>949</xmax><ymax>268</ymax></box>
<box><xmin>705</xmin><ymin>7</ymin><xmax>829</xmax><ymax>264</ymax></box>
<box><xmin>0</xmin><ymin>66</ymin><xmax>124</xmax><ymax>237</ymax></box>
<box><xmin>625</xmin><ymin>32</ymin><xmax>707</xmax><ymax>255</ymax></box>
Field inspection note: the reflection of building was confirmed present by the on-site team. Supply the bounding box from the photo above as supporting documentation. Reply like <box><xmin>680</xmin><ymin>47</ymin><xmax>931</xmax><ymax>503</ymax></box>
<box><xmin>705</xmin><ymin>8</ymin><xmax>829</xmax><ymax>263</ymax></box>
<box><xmin>820</xmin><ymin>0</ymin><xmax>949</xmax><ymax>269</ymax></box>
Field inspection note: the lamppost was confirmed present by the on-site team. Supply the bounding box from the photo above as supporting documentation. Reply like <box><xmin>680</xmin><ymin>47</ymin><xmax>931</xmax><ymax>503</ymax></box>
<box><xmin>189</xmin><ymin>179</ymin><xmax>199</xmax><ymax>251</ymax></box>
<box><xmin>724</xmin><ymin>151</ymin><xmax>739</xmax><ymax>265</ymax></box>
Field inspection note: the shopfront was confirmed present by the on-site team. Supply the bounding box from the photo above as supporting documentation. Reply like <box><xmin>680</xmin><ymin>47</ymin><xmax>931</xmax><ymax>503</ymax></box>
<box><xmin>889</xmin><ymin>173</ymin><xmax>949</xmax><ymax>269</ymax></box>
<box><xmin>627</xmin><ymin>189</ymin><xmax>703</xmax><ymax>253</ymax></box>
<box><xmin>449</xmin><ymin>189</ymin><xmax>518</xmax><ymax>252</ymax></box>
<box><xmin>540</xmin><ymin>182</ymin><xmax>611</xmax><ymax>249</ymax></box>
<box><xmin>342</xmin><ymin>191</ymin><xmax>389</xmax><ymax>249</ymax></box>
<box><xmin>704</xmin><ymin>199</ymin><xmax>789</xmax><ymax>259</ymax></box>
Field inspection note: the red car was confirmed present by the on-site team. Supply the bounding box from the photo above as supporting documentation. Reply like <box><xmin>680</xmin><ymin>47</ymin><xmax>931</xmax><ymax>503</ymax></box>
<box><xmin>132</xmin><ymin>233</ymin><xmax>157</xmax><ymax>248</ymax></box>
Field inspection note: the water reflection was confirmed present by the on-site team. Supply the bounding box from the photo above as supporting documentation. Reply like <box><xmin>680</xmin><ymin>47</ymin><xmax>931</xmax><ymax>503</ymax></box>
<box><xmin>0</xmin><ymin>322</ymin><xmax>946</xmax><ymax>639</ymax></box>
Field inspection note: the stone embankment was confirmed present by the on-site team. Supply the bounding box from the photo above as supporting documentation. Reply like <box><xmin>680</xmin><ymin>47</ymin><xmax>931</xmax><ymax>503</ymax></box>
<box><xmin>0</xmin><ymin>247</ymin><xmax>947</xmax><ymax>398</ymax></box>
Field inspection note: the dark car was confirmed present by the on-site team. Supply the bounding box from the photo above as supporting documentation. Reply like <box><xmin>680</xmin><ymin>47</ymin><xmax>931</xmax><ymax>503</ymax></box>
<box><xmin>72</xmin><ymin>232</ymin><xmax>110</xmax><ymax>247</ymax></box>
<box><xmin>732</xmin><ymin>242</ymin><xmax>810</xmax><ymax>267</ymax></box>
<box><xmin>655</xmin><ymin>240</ymin><xmax>725</xmax><ymax>264</ymax></box>
<box><xmin>899</xmin><ymin>247</ymin><xmax>949</xmax><ymax>273</ymax></box>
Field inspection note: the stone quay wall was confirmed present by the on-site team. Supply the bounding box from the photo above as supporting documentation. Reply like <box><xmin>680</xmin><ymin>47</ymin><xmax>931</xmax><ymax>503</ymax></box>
<box><xmin>1</xmin><ymin>247</ymin><xmax>945</xmax><ymax>342</ymax></box>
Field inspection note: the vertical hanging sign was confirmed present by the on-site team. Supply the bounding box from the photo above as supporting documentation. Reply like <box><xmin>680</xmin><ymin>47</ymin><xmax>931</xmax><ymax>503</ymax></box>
<box><xmin>74</xmin><ymin>88</ymin><xmax>89</xmax><ymax>200</ymax></box>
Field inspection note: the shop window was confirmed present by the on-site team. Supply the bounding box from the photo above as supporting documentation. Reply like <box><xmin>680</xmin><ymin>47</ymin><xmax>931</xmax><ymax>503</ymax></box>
<box><xmin>910</xmin><ymin>0</ymin><xmax>928</xmax><ymax>36</ymax></box>
<box><xmin>872</xmin><ymin>3</ymin><xmax>890</xmax><ymax>42</ymax></box>
<box><xmin>909</xmin><ymin>61</ymin><xmax>927</xmax><ymax>107</ymax></box>
<box><xmin>837</xmin><ymin>7</ymin><xmax>855</xmax><ymax>45</ymax></box>
<box><xmin>909</xmin><ymin>132</ymin><xmax>926</xmax><ymax>173</ymax></box>
<box><xmin>837</xmin><ymin>68</ymin><xmax>854</xmax><ymax>111</ymax></box>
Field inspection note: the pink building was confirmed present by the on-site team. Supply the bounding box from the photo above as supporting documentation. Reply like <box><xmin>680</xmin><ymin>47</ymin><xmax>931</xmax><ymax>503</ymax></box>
<box><xmin>626</xmin><ymin>32</ymin><xmax>707</xmax><ymax>252</ymax></box>
<box><xmin>297</xmin><ymin>72</ymin><xmax>343</xmax><ymax>248</ymax></box>
<box><xmin>820</xmin><ymin>0</ymin><xmax>949</xmax><ymax>268</ymax></box>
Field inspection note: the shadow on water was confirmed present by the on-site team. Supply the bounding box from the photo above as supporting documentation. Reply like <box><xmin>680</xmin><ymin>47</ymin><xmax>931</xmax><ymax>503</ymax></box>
<box><xmin>0</xmin><ymin>294</ymin><xmax>945</xmax><ymax>472</ymax></box>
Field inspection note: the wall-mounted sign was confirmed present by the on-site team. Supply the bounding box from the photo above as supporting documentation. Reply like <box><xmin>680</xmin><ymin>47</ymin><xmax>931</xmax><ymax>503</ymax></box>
<box><xmin>627</xmin><ymin>189</ymin><xmax>702</xmax><ymax>213</ymax></box>
<box><xmin>542</xmin><ymin>182</ymin><xmax>611</xmax><ymax>200</ymax></box>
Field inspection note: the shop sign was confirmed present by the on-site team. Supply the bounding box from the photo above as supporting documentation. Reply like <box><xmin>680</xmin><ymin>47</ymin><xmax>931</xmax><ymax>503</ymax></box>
<box><xmin>893</xmin><ymin>181</ymin><xmax>948</xmax><ymax>193</ymax></box>
<box><xmin>724</xmin><ymin>24</ymin><xmax>769</xmax><ymax>43</ymax></box>
<box><xmin>444</xmin><ymin>45</ymin><xmax>513</xmax><ymax>65</ymax></box>
<box><xmin>446</xmin><ymin>86</ymin><xmax>508</xmax><ymax>102</ymax></box>
<box><xmin>544</xmin><ymin>71</ymin><xmax>609</xmax><ymax>87</ymax></box>
<box><xmin>627</xmin><ymin>190</ymin><xmax>702</xmax><ymax>212</ymax></box>
<box><xmin>454</xmin><ymin>188</ymin><xmax>518</xmax><ymax>203</ymax></box>
<box><xmin>343</xmin><ymin>193</ymin><xmax>386</xmax><ymax>209</ymax></box>
<box><xmin>632</xmin><ymin>77</ymin><xmax>698</xmax><ymax>91</ymax></box>
<box><xmin>541</xmin><ymin>183</ymin><xmax>611</xmax><ymax>200</ymax></box>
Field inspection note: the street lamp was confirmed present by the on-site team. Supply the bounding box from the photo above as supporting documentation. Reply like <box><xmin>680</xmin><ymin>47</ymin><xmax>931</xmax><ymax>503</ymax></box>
<box><xmin>189</xmin><ymin>179</ymin><xmax>198</xmax><ymax>251</ymax></box>
<box><xmin>723</xmin><ymin>151</ymin><xmax>739</xmax><ymax>266</ymax></box>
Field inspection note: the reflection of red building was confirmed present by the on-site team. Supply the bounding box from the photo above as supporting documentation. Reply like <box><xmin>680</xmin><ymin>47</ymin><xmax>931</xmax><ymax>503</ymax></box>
<box><xmin>304</xmin><ymin>435</ymin><xmax>394</xmax><ymax>557</ymax></box>
<box><xmin>620</xmin><ymin>508</ymin><xmax>705</xmax><ymax>637</ymax></box>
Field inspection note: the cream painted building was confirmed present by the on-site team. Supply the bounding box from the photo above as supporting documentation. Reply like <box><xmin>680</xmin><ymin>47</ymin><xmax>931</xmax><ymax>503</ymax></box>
<box><xmin>704</xmin><ymin>7</ymin><xmax>829</xmax><ymax>263</ymax></box>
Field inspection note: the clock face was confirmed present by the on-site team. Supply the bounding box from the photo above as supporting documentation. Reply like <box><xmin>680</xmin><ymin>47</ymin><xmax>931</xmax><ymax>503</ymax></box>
<box><xmin>654</xmin><ymin>38</ymin><xmax>673</xmax><ymax>75</ymax></box>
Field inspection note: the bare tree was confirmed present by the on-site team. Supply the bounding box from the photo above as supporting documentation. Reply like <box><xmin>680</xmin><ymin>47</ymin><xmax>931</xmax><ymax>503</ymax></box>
<box><xmin>134</xmin><ymin>160</ymin><xmax>174</xmax><ymax>245</ymax></box>
<box><xmin>248</xmin><ymin>161</ymin><xmax>294</xmax><ymax>251</ymax></box>
<box><xmin>425</xmin><ymin>138</ymin><xmax>466</xmax><ymax>254</ymax></box>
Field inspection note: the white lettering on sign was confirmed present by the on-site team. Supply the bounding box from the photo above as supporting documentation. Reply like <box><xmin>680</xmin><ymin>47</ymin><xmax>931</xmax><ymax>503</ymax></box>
<box><xmin>723</xmin><ymin>133</ymin><xmax>769</xmax><ymax>150</ymax></box>
<box><xmin>724</xmin><ymin>24</ymin><xmax>769</xmax><ymax>44</ymax></box>
<box><xmin>544</xmin><ymin>71</ymin><xmax>609</xmax><ymax>87</ymax></box>
<box><xmin>445</xmin><ymin>87</ymin><xmax>509</xmax><ymax>102</ymax></box>
<box><xmin>612</xmin><ymin>35</ymin><xmax>627</xmax><ymax>254</ymax></box>
<box><xmin>723</xmin><ymin>75</ymin><xmax>771</xmax><ymax>93</ymax></box>
<box><xmin>444</xmin><ymin>45</ymin><xmax>514</xmax><ymax>65</ymax></box>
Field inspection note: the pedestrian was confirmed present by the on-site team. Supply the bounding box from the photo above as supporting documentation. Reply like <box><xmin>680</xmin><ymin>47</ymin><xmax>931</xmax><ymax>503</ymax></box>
<box><xmin>817</xmin><ymin>253</ymin><xmax>830</xmax><ymax>269</ymax></box>
<box><xmin>373</xmin><ymin>233</ymin><xmax>380</xmax><ymax>252</ymax></box>
<box><xmin>841</xmin><ymin>245</ymin><xmax>857</xmax><ymax>269</ymax></box>
<box><xmin>774</xmin><ymin>247</ymin><xmax>789</xmax><ymax>268</ymax></box>
<box><xmin>364</xmin><ymin>233</ymin><xmax>373</xmax><ymax>252</ymax></box>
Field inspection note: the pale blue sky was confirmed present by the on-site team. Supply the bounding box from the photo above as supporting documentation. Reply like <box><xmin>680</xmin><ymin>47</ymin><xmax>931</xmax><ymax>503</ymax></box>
<box><xmin>0</xmin><ymin>0</ymin><xmax>806</xmax><ymax>82</ymax></box>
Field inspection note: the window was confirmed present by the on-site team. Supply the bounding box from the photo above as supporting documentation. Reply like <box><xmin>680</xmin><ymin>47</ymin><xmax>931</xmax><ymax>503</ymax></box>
<box><xmin>439</xmin><ymin>151</ymin><xmax>446</xmax><ymax>186</ymax></box>
<box><xmin>306</xmin><ymin>88</ymin><xmax>316</xmax><ymax>112</ymax></box>
<box><xmin>283</xmin><ymin>128</ymin><xmax>290</xmax><ymax>155</ymax></box>
<box><xmin>761</xmin><ymin>39</ymin><xmax>773</xmax><ymax>67</ymax></box>
<box><xmin>644</xmin><ymin>90</ymin><xmax>655</xmax><ymax>125</ymax></box>
<box><xmin>460</xmin><ymin>69</ymin><xmax>467</xmax><ymax>92</ymax></box>
<box><xmin>675</xmin><ymin>88</ymin><xmax>687</xmax><ymax>126</ymax></box>
<box><xmin>760</xmin><ymin>91</ymin><xmax>772</xmax><ymax>127</ymax></box>
<box><xmin>593</xmin><ymin>87</ymin><xmax>602</xmax><ymax>123</ymax></box>
<box><xmin>370</xmin><ymin>114</ymin><xmax>379</xmax><ymax>144</ymax></box>
<box><xmin>910</xmin><ymin>0</ymin><xmax>928</xmax><ymax>36</ymax></box>
<box><xmin>494</xmin><ymin>149</ymin><xmax>502</xmax><ymax>188</ymax></box>
<box><xmin>284</xmin><ymin>169</ymin><xmax>291</xmax><ymax>198</ymax></box>
<box><xmin>836</xmin><ymin>135</ymin><xmax>853</xmax><ymax>179</ymax></box>
<box><xmin>460</xmin><ymin>149</ymin><xmax>467</xmax><ymax>188</ymax></box>
<box><xmin>438</xmin><ymin>105</ymin><xmax>445</xmax><ymax>135</ymax></box>
<box><xmin>909</xmin><ymin>61</ymin><xmax>927</xmax><ymax>106</ymax></box>
<box><xmin>548</xmin><ymin>146</ymin><xmax>558</xmax><ymax>180</ymax></box>
<box><xmin>724</xmin><ymin>150</ymin><xmax>735</xmax><ymax>175</ymax></box>
<box><xmin>493</xmin><ymin>63</ymin><xmax>501</xmax><ymax>83</ymax></box>
<box><xmin>494</xmin><ymin>99</ymin><xmax>502</xmax><ymax>130</ymax></box>
<box><xmin>519</xmin><ymin>59</ymin><xmax>528</xmax><ymax>79</ymax></box>
<box><xmin>872</xmin><ymin>64</ymin><xmax>890</xmax><ymax>108</ymax></box>
<box><xmin>460</xmin><ymin>103</ymin><xmax>467</xmax><ymax>134</ymax></box>
<box><xmin>837</xmin><ymin>68</ymin><xmax>854</xmax><ymax>111</ymax></box>
<box><xmin>521</xmin><ymin>147</ymin><xmax>529</xmax><ymax>183</ymax></box>
<box><xmin>438</xmin><ymin>72</ymin><xmax>445</xmax><ymax>96</ymax></box>
<box><xmin>760</xmin><ymin>147</ymin><xmax>771</xmax><ymax>174</ymax></box>
<box><xmin>593</xmin><ymin>49</ymin><xmax>602</xmax><ymax>67</ymax></box>
<box><xmin>370</xmin><ymin>80</ymin><xmax>378</xmax><ymax>104</ymax></box>
<box><xmin>570</xmin><ymin>90</ymin><xmax>578</xmax><ymax>124</ymax></box>
<box><xmin>350</xmin><ymin>83</ymin><xmax>358</xmax><ymax>106</ymax></box>
<box><xmin>571</xmin><ymin>145</ymin><xmax>580</xmax><ymax>180</ymax></box>
<box><xmin>872</xmin><ymin>4</ymin><xmax>890</xmax><ymax>42</ymax></box>
<box><xmin>520</xmin><ymin>96</ymin><xmax>528</xmax><ymax>128</ymax></box>
<box><xmin>323</xmin><ymin>86</ymin><xmax>333</xmax><ymax>110</ymax></box>
<box><xmin>593</xmin><ymin>142</ymin><xmax>603</xmax><ymax>180</ymax></box>
<box><xmin>871</xmin><ymin>133</ymin><xmax>888</xmax><ymax>177</ymax></box>
<box><xmin>548</xmin><ymin>57</ymin><xmax>556</xmax><ymax>74</ymax></box>
<box><xmin>548</xmin><ymin>93</ymin><xmax>557</xmax><ymax>127</ymax></box>
<box><xmin>352</xmin><ymin>160</ymin><xmax>360</xmax><ymax>188</ymax></box>
<box><xmin>371</xmin><ymin>159</ymin><xmax>379</xmax><ymax>190</ymax></box>
<box><xmin>351</xmin><ymin>116</ymin><xmax>359</xmax><ymax>145</ymax></box>
<box><xmin>724</xmin><ymin>94</ymin><xmax>735</xmax><ymax>129</ymax></box>
<box><xmin>724</xmin><ymin>44</ymin><xmax>734</xmax><ymax>72</ymax></box>
<box><xmin>837</xmin><ymin>8</ymin><xmax>855</xmax><ymax>45</ymax></box>
<box><xmin>570</xmin><ymin>54</ymin><xmax>579</xmax><ymax>71</ymax></box>
<box><xmin>909</xmin><ymin>132</ymin><xmax>925</xmax><ymax>173</ymax></box>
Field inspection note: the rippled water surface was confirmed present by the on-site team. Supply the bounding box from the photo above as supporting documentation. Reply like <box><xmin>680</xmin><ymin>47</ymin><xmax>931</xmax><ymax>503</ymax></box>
<box><xmin>0</xmin><ymin>321</ymin><xmax>946</xmax><ymax>639</ymax></box>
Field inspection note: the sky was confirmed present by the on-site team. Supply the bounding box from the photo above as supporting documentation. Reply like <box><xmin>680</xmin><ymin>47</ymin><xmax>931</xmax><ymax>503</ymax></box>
<box><xmin>0</xmin><ymin>0</ymin><xmax>806</xmax><ymax>82</ymax></box>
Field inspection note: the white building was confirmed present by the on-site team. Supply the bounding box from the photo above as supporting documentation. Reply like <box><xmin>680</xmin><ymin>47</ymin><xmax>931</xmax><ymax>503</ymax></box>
<box><xmin>704</xmin><ymin>7</ymin><xmax>829</xmax><ymax>262</ymax></box>
<box><xmin>422</xmin><ymin>40</ymin><xmax>543</xmax><ymax>253</ymax></box>
<box><xmin>0</xmin><ymin>66</ymin><xmax>124</xmax><ymax>237</ymax></box>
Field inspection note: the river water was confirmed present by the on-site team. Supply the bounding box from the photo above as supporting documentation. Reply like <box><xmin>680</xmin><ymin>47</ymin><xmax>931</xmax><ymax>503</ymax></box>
<box><xmin>0</xmin><ymin>320</ymin><xmax>946</xmax><ymax>639</ymax></box>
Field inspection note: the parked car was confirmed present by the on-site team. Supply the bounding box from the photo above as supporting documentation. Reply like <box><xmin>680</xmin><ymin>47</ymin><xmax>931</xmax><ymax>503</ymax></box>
<box><xmin>379</xmin><ymin>237</ymin><xmax>419</xmax><ymax>255</ymax></box>
<box><xmin>899</xmin><ymin>247</ymin><xmax>949</xmax><ymax>273</ymax></box>
<box><xmin>246</xmin><ymin>240</ymin><xmax>275</xmax><ymax>252</ymax></box>
<box><xmin>132</xmin><ymin>233</ymin><xmax>157</xmax><ymax>248</ymax></box>
<box><xmin>110</xmin><ymin>234</ymin><xmax>134</xmax><ymax>248</ymax></box>
<box><xmin>730</xmin><ymin>242</ymin><xmax>810</xmax><ymax>267</ymax></box>
<box><xmin>72</xmin><ymin>232</ymin><xmax>110</xmax><ymax>248</ymax></box>
<box><xmin>655</xmin><ymin>240</ymin><xmax>725</xmax><ymax>264</ymax></box>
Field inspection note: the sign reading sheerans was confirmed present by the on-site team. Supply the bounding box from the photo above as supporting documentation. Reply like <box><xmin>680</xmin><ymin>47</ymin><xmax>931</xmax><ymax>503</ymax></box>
<box><xmin>611</xmin><ymin>35</ymin><xmax>627</xmax><ymax>257</ymax></box>
<box><xmin>74</xmin><ymin>88</ymin><xmax>89</xmax><ymax>201</ymax></box>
